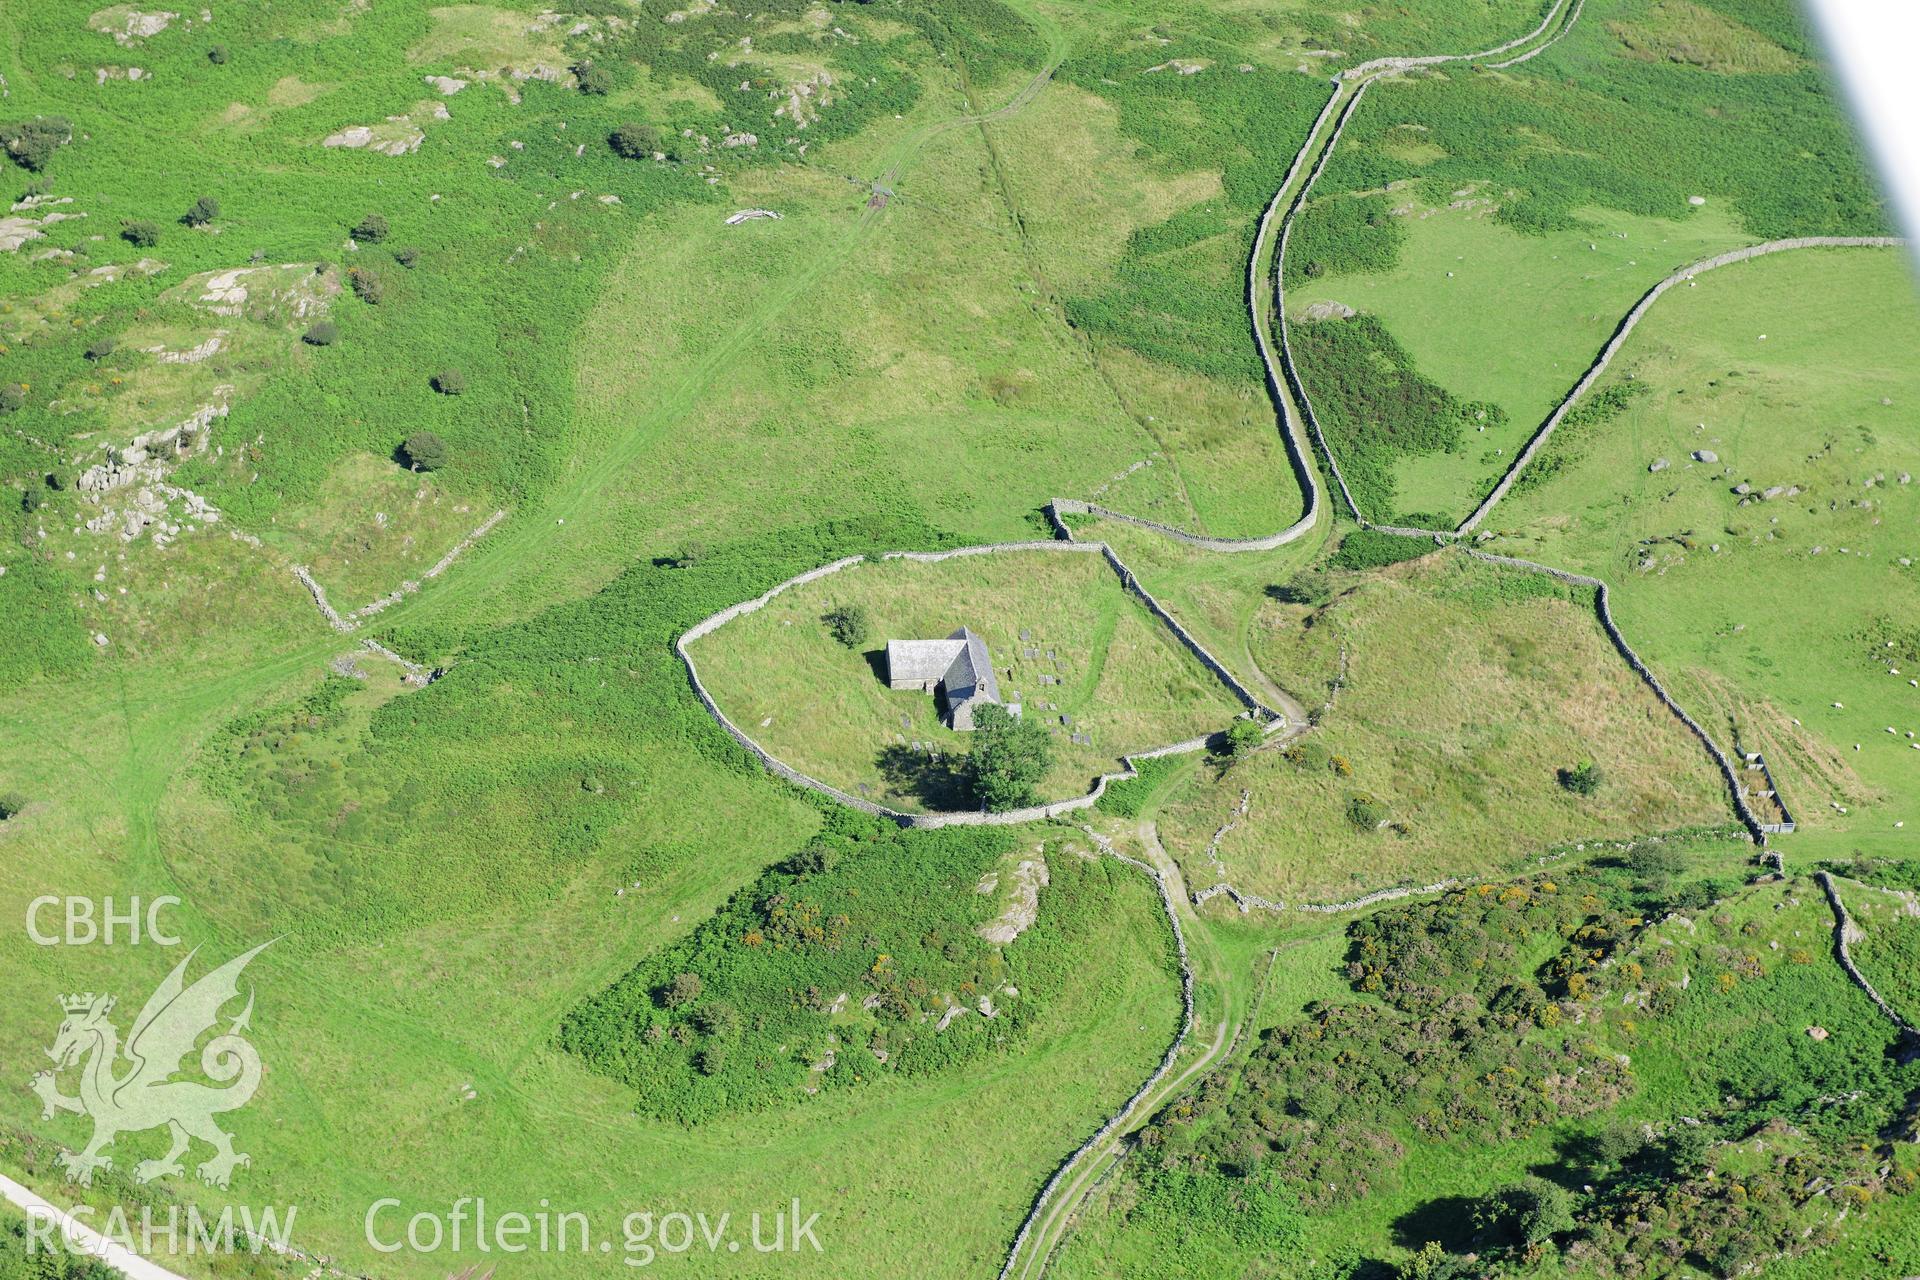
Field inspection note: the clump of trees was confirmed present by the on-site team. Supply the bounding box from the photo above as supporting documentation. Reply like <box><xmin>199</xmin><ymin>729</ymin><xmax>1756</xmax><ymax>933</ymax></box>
<box><xmin>430</xmin><ymin>369</ymin><xmax>467</xmax><ymax>396</ymax></box>
<box><xmin>400</xmin><ymin>431</ymin><xmax>448</xmax><ymax>471</ymax></box>
<box><xmin>182</xmin><ymin>196</ymin><xmax>219</xmax><ymax>227</ymax></box>
<box><xmin>821</xmin><ymin>603</ymin><xmax>868</xmax><ymax>649</ymax></box>
<box><xmin>0</xmin><ymin>117</ymin><xmax>72</xmax><ymax>172</ymax></box>
<box><xmin>120</xmin><ymin>220</ymin><xmax>160</xmax><ymax>248</ymax></box>
<box><xmin>1472</xmin><ymin>1176</ymin><xmax>1573</xmax><ymax>1250</ymax></box>
<box><xmin>967</xmin><ymin>703</ymin><xmax>1052</xmax><ymax>811</ymax></box>
<box><xmin>609</xmin><ymin>122</ymin><xmax>660</xmax><ymax>160</ymax></box>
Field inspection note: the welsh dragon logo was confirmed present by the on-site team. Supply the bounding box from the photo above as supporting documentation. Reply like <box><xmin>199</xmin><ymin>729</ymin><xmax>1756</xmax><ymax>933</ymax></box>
<box><xmin>30</xmin><ymin>942</ymin><xmax>271</xmax><ymax>1189</ymax></box>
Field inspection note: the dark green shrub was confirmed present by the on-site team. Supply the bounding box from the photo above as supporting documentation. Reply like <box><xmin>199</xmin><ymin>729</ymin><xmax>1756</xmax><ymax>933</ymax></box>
<box><xmin>351</xmin><ymin>213</ymin><xmax>389</xmax><ymax>243</ymax></box>
<box><xmin>661</xmin><ymin>971</ymin><xmax>703</xmax><ymax>1008</ymax></box>
<box><xmin>1266</xmin><ymin>571</ymin><xmax>1330</xmax><ymax>605</ymax></box>
<box><xmin>83</xmin><ymin>336</ymin><xmax>116</xmax><ymax>361</ymax></box>
<box><xmin>822</xmin><ymin>603</ymin><xmax>868</xmax><ymax>648</ymax></box>
<box><xmin>0</xmin><ymin>383</ymin><xmax>25</xmax><ymax>414</ymax></box>
<box><xmin>400</xmin><ymin>431</ymin><xmax>448</xmax><ymax>471</ymax></box>
<box><xmin>1558</xmin><ymin>760</ymin><xmax>1603</xmax><ymax>796</ymax></box>
<box><xmin>301</xmin><ymin>320</ymin><xmax>338</xmax><ymax>346</ymax></box>
<box><xmin>1626</xmin><ymin>842</ymin><xmax>1684</xmax><ymax>887</ymax></box>
<box><xmin>0</xmin><ymin>792</ymin><xmax>25</xmax><ymax>820</ymax></box>
<box><xmin>0</xmin><ymin>117</ymin><xmax>72</xmax><ymax>172</ymax></box>
<box><xmin>663</xmin><ymin>542</ymin><xmax>707</xmax><ymax>569</ymax></box>
<box><xmin>120</xmin><ymin>220</ymin><xmax>160</xmax><ymax>248</ymax></box>
<box><xmin>182</xmin><ymin>196</ymin><xmax>219</xmax><ymax>226</ymax></box>
<box><xmin>574</xmin><ymin>60</ymin><xmax>613</xmax><ymax>95</ymax></box>
<box><xmin>1346</xmin><ymin>792</ymin><xmax>1388</xmax><ymax>830</ymax></box>
<box><xmin>392</xmin><ymin>246</ymin><xmax>419</xmax><ymax>269</ymax></box>
<box><xmin>1331</xmin><ymin>527</ymin><xmax>1437</xmax><ymax>571</ymax></box>
<box><xmin>207</xmin><ymin>44</ymin><xmax>228</xmax><ymax>64</ymax></box>
<box><xmin>609</xmin><ymin>122</ymin><xmax>660</xmax><ymax>160</ymax></box>
<box><xmin>348</xmin><ymin>267</ymin><xmax>384</xmax><ymax>304</ymax></box>
<box><xmin>1472</xmin><ymin>1177</ymin><xmax>1573</xmax><ymax>1248</ymax></box>
<box><xmin>430</xmin><ymin>369</ymin><xmax>467</xmax><ymax>396</ymax></box>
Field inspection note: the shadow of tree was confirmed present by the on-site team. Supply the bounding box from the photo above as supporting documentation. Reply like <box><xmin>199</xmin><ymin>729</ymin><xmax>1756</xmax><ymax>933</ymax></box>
<box><xmin>1390</xmin><ymin>1195</ymin><xmax>1479</xmax><ymax>1254</ymax></box>
<box><xmin>876</xmin><ymin>743</ymin><xmax>971</xmax><ymax>811</ymax></box>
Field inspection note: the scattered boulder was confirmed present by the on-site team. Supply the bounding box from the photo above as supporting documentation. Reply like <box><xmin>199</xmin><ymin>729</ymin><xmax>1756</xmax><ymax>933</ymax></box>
<box><xmin>1649</xmin><ymin>458</ymin><xmax>1670</xmax><ymax>473</ymax></box>
<box><xmin>1301</xmin><ymin>299</ymin><xmax>1357</xmax><ymax>322</ymax></box>
<box><xmin>1693</xmin><ymin>449</ymin><xmax>1718</xmax><ymax>463</ymax></box>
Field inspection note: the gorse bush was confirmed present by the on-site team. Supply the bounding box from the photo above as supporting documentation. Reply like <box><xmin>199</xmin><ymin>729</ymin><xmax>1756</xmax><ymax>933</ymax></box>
<box><xmin>348</xmin><ymin>267</ymin><xmax>384</xmax><ymax>304</ymax></box>
<box><xmin>301</xmin><ymin>321</ymin><xmax>338</xmax><ymax>347</ymax></box>
<box><xmin>119</xmin><ymin>220</ymin><xmax>160</xmax><ymax>248</ymax></box>
<box><xmin>182</xmin><ymin>196</ymin><xmax>219</xmax><ymax>226</ymax></box>
<box><xmin>430</xmin><ymin>369</ymin><xmax>466</xmax><ymax>396</ymax></box>
<box><xmin>350</xmin><ymin>213</ymin><xmax>389</xmax><ymax>244</ymax></box>
<box><xmin>573</xmin><ymin>60</ymin><xmax>613</xmax><ymax>95</ymax></box>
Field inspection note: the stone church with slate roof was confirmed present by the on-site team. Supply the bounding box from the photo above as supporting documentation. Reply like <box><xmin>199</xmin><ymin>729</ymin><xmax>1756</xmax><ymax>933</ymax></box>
<box><xmin>885</xmin><ymin>627</ymin><xmax>1002</xmax><ymax>730</ymax></box>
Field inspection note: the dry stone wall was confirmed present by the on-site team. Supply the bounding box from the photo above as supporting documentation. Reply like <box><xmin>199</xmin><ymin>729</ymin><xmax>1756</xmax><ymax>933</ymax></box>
<box><xmin>1816</xmin><ymin>871</ymin><xmax>1919</xmax><ymax>1039</ymax></box>
<box><xmin>1460</xmin><ymin>236</ymin><xmax>1905</xmax><ymax>534</ymax></box>
<box><xmin>1463</xmin><ymin>549</ymin><xmax>1764</xmax><ymax>842</ymax></box>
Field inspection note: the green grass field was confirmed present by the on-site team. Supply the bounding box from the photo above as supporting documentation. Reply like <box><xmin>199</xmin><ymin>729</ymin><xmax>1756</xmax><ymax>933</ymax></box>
<box><xmin>693</xmin><ymin>549</ymin><xmax>1246</xmax><ymax>810</ymax></box>
<box><xmin>1288</xmin><ymin>200</ymin><xmax>1750</xmax><ymax>521</ymax></box>
<box><xmin>1491</xmin><ymin>246</ymin><xmax>1920</xmax><ymax>860</ymax></box>
<box><xmin>1158</xmin><ymin>550</ymin><xmax>1732</xmax><ymax>902</ymax></box>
